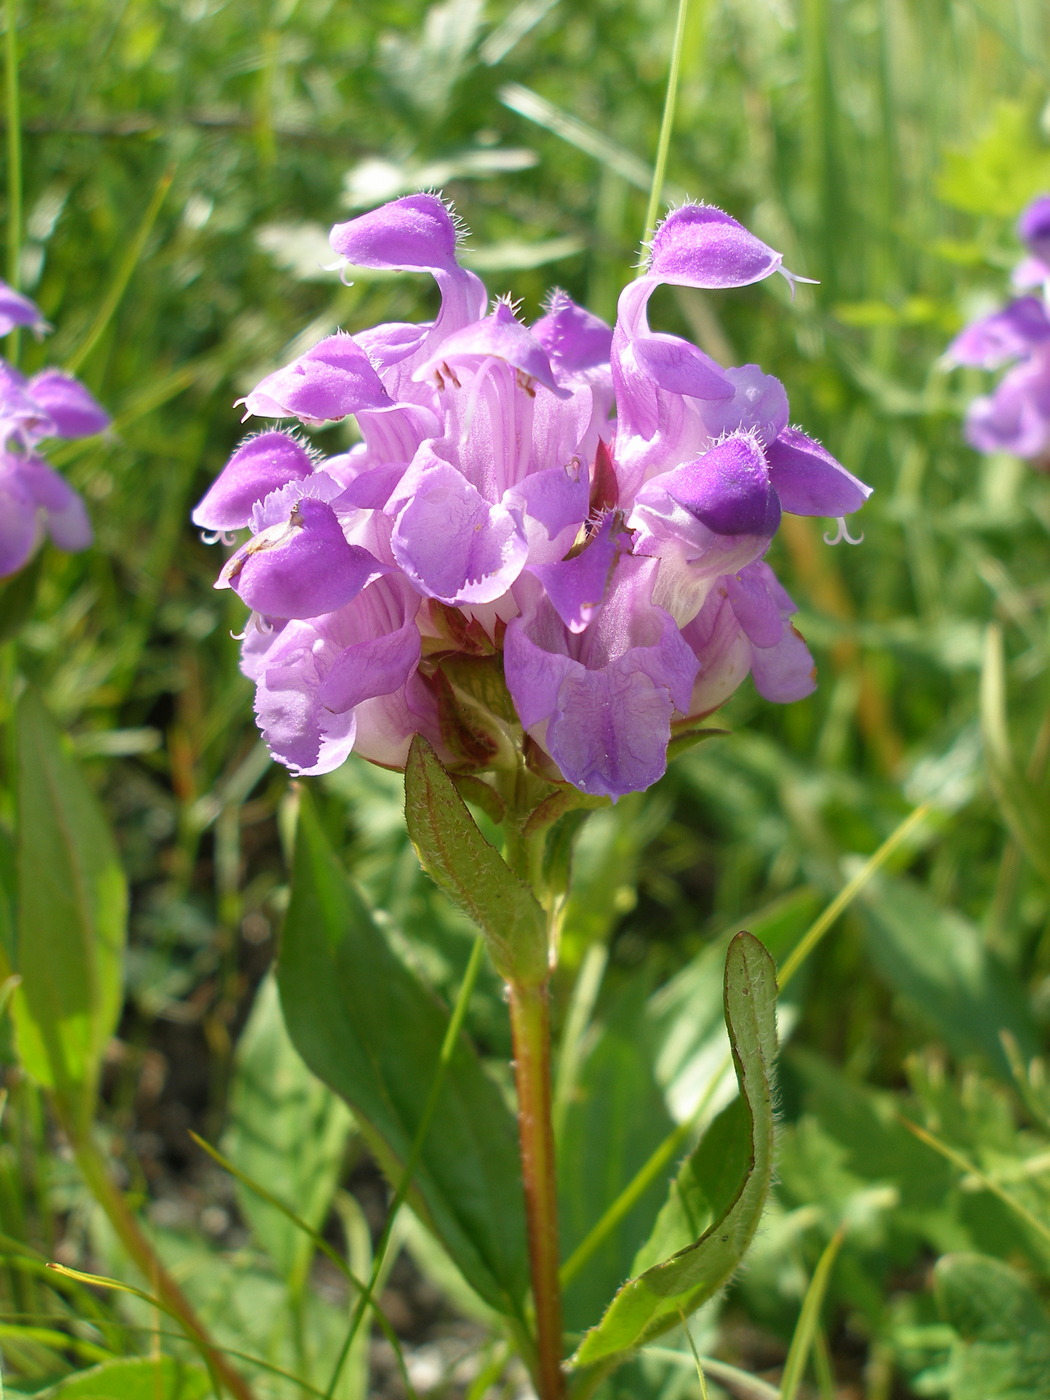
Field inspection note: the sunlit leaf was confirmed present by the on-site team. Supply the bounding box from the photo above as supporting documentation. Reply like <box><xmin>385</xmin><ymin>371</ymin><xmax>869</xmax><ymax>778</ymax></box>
<box><xmin>571</xmin><ymin>932</ymin><xmax>778</xmax><ymax>1367</ymax></box>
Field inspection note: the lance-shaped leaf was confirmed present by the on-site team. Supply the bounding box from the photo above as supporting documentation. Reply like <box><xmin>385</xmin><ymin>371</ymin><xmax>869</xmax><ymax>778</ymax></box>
<box><xmin>11</xmin><ymin>691</ymin><xmax>127</xmax><ymax>1129</ymax></box>
<box><xmin>571</xmin><ymin>931</ymin><xmax>777</xmax><ymax>1368</ymax></box>
<box><xmin>277</xmin><ymin>792</ymin><xmax>529</xmax><ymax>1318</ymax></box>
<box><xmin>404</xmin><ymin>733</ymin><xmax>548</xmax><ymax>986</ymax></box>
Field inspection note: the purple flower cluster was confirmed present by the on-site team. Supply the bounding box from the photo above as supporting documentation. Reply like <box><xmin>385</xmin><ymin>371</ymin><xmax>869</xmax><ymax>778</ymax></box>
<box><xmin>947</xmin><ymin>195</ymin><xmax>1050</xmax><ymax>465</ymax></box>
<box><xmin>195</xmin><ymin>195</ymin><xmax>870</xmax><ymax>800</ymax></box>
<box><xmin>0</xmin><ymin>281</ymin><xmax>110</xmax><ymax>578</ymax></box>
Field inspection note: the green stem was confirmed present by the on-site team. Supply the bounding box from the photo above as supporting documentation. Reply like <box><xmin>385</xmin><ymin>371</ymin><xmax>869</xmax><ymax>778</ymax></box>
<box><xmin>641</xmin><ymin>0</ymin><xmax>693</xmax><ymax>247</ymax></box>
<box><xmin>509</xmin><ymin>978</ymin><xmax>565</xmax><ymax>1400</ymax></box>
<box><xmin>71</xmin><ymin>1133</ymin><xmax>256</xmax><ymax>1400</ymax></box>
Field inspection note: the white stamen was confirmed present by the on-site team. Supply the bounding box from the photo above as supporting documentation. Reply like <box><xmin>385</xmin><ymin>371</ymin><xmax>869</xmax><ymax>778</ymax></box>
<box><xmin>823</xmin><ymin>516</ymin><xmax>864</xmax><ymax>546</ymax></box>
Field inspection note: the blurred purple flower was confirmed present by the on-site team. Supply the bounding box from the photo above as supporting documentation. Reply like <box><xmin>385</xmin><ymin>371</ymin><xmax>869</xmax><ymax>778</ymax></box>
<box><xmin>196</xmin><ymin>195</ymin><xmax>869</xmax><ymax>796</ymax></box>
<box><xmin>0</xmin><ymin>282</ymin><xmax>110</xmax><ymax>578</ymax></box>
<box><xmin>948</xmin><ymin>195</ymin><xmax>1050</xmax><ymax>466</ymax></box>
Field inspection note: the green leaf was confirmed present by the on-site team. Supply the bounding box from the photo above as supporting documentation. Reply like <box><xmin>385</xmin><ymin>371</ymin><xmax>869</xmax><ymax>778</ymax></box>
<box><xmin>935</xmin><ymin>1253</ymin><xmax>1050</xmax><ymax>1400</ymax></box>
<box><xmin>35</xmin><ymin>1357</ymin><xmax>211</xmax><ymax>1399</ymax></box>
<box><xmin>860</xmin><ymin>874</ymin><xmax>1038</xmax><ymax>1078</ymax></box>
<box><xmin>11</xmin><ymin>691</ymin><xmax>127</xmax><ymax>1125</ymax></box>
<box><xmin>223</xmin><ymin>973</ymin><xmax>354</xmax><ymax>1284</ymax></box>
<box><xmin>404</xmin><ymin>734</ymin><xmax>547</xmax><ymax>985</ymax></box>
<box><xmin>571</xmin><ymin>931</ymin><xmax>778</xmax><ymax>1368</ymax></box>
<box><xmin>277</xmin><ymin>791</ymin><xmax>529</xmax><ymax>1319</ymax></box>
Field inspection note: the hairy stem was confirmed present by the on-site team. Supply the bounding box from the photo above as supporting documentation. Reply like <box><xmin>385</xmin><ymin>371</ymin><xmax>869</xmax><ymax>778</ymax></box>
<box><xmin>71</xmin><ymin>1133</ymin><xmax>256</xmax><ymax>1400</ymax></box>
<box><xmin>509</xmin><ymin>978</ymin><xmax>565</xmax><ymax>1400</ymax></box>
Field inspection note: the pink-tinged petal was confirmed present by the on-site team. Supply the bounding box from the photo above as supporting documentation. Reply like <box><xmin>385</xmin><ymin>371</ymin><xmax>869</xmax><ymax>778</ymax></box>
<box><xmin>631</xmin><ymin>331</ymin><xmax>737</xmax><ymax>402</ymax></box>
<box><xmin>529</xmin><ymin>514</ymin><xmax>628</xmax><ymax>633</ymax></box>
<box><xmin>648</xmin><ymin>205</ymin><xmax>786</xmax><ymax>289</ymax></box>
<box><xmin>506</xmin><ymin>559</ymin><xmax>699</xmax><ymax>798</ymax></box>
<box><xmin>329</xmin><ymin>194</ymin><xmax>487</xmax><ymax>339</ymax></box>
<box><xmin>725</xmin><ymin>568</ymin><xmax>784</xmax><ymax>648</ymax></box>
<box><xmin>965</xmin><ymin>353</ymin><xmax>1050</xmax><ymax>458</ymax></box>
<box><xmin>680</xmin><ymin>586</ymin><xmax>754</xmax><ymax>717</ymax></box>
<box><xmin>19</xmin><ymin>459</ymin><xmax>92</xmax><ymax>551</ymax></box>
<box><xmin>330</xmin><ymin>193</ymin><xmax>463</xmax><ymax>274</ymax></box>
<box><xmin>218</xmin><ymin>497</ymin><xmax>380</xmax><ymax>618</ymax></box>
<box><xmin>947</xmin><ymin>297</ymin><xmax>1050</xmax><ymax>368</ymax></box>
<box><xmin>1011</xmin><ymin>254</ymin><xmax>1050</xmax><ymax>290</ymax></box>
<box><xmin>507</xmin><ymin>459</ymin><xmax>588</xmax><ymax>541</ymax></box>
<box><xmin>665</xmin><ymin>433</ymin><xmax>781</xmax><ymax>537</ymax></box>
<box><xmin>0</xmin><ymin>362</ymin><xmax>55</xmax><ymax>442</ymax></box>
<box><xmin>350</xmin><ymin>676</ymin><xmax>441</xmax><ymax>770</ymax></box>
<box><xmin>320</xmin><ymin>613</ymin><xmax>420</xmax><ymax>712</ymax></box>
<box><xmin>26</xmin><ymin>370</ymin><xmax>110</xmax><ymax>439</ymax></box>
<box><xmin>750</xmin><ymin>624</ymin><xmax>817</xmax><ymax>702</ymax></box>
<box><xmin>764</xmin><ymin>427</ymin><xmax>872</xmax><ymax>516</ymax></box>
<box><xmin>255</xmin><ymin>636</ymin><xmax>357</xmax><ymax>774</ymax></box>
<box><xmin>334</xmin><ymin>460</ymin><xmax>406</xmax><ymax>509</ymax></box>
<box><xmin>249</xmin><ymin>470</ymin><xmax>347</xmax><ymax>532</ymax></box>
<box><xmin>238</xmin><ymin>334</ymin><xmax>393</xmax><ymax>423</ymax></box>
<box><xmin>389</xmin><ymin>450</ymin><xmax>528</xmax><ymax>605</ymax></box>
<box><xmin>416</xmin><ymin>301</ymin><xmax>570</xmax><ymax>398</ymax></box>
<box><xmin>532</xmin><ymin>291</ymin><xmax>613</xmax><ymax>374</ymax></box>
<box><xmin>545</xmin><ymin>664</ymin><xmax>679</xmax><ymax>798</ymax></box>
<box><xmin>700</xmin><ymin>365</ymin><xmax>790</xmax><ymax>445</ymax></box>
<box><xmin>0</xmin><ymin>280</ymin><xmax>47</xmax><ymax>337</ymax></box>
<box><xmin>192</xmin><ymin>430</ymin><xmax>314</xmax><ymax>530</ymax></box>
<box><xmin>1019</xmin><ymin>195</ymin><xmax>1050</xmax><ymax>264</ymax></box>
<box><xmin>0</xmin><ymin>477</ymin><xmax>41</xmax><ymax>576</ymax></box>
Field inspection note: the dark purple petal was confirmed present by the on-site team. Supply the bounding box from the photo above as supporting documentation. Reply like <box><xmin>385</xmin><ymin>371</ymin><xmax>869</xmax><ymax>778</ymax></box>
<box><xmin>665</xmin><ymin>434</ymin><xmax>781</xmax><ymax>537</ymax></box>
<box><xmin>0</xmin><ymin>281</ymin><xmax>47</xmax><ymax>337</ymax></box>
<box><xmin>193</xmin><ymin>431</ymin><xmax>314</xmax><ymax>531</ymax></box>
<box><xmin>26</xmin><ymin>370</ymin><xmax>110</xmax><ymax>438</ymax></box>
<box><xmin>330</xmin><ymin>193</ymin><xmax>462</xmax><ymax>274</ymax></box>
<box><xmin>765</xmin><ymin>427</ymin><xmax>872</xmax><ymax>516</ymax></box>
<box><xmin>699</xmin><ymin>365</ymin><xmax>789</xmax><ymax>444</ymax></box>
<box><xmin>947</xmin><ymin>297</ymin><xmax>1050</xmax><ymax>368</ymax></box>
<box><xmin>239</xmin><ymin>334</ymin><xmax>394</xmax><ymax>423</ymax></box>
<box><xmin>218</xmin><ymin>497</ymin><xmax>379</xmax><ymax>618</ymax></box>
<box><xmin>648</xmin><ymin>205</ymin><xmax>786</xmax><ymax>289</ymax></box>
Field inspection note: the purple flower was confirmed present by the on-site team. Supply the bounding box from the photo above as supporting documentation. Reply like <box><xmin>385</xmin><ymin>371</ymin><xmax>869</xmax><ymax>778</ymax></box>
<box><xmin>949</xmin><ymin>195</ymin><xmax>1050</xmax><ymax>468</ymax></box>
<box><xmin>0</xmin><ymin>288</ymin><xmax>110</xmax><ymax>579</ymax></box>
<box><xmin>197</xmin><ymin>195</ymin><xmax>869</xmax><ymax>795</ymax></box>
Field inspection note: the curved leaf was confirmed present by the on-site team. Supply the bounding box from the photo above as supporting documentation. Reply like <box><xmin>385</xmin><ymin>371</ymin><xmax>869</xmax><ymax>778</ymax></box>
<box><xmin>571</xmin><ymin>931</ymin><xmax>778</xmax><ymax>1368</ymax></box>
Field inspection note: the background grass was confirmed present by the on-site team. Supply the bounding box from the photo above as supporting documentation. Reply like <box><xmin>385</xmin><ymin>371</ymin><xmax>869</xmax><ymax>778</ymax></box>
<box><xmin>3</xmin><ymin>1</ymin><xmax>1050</xmax><ymax>1397</ymax></box>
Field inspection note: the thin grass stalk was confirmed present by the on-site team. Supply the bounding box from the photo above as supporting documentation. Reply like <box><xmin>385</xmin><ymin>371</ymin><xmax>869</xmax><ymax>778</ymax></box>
<box><xmin>322</xmin><ymin>934</ymin><xmax>487</xmax><ymax>1400</ymax></box>
<box><xmin>4</xmin><ymin>0</ymin><xmax>22</xmax><ymax>366</ymax></box>
<box><xmin>641</xmin><ymin>0</ymin><xmax>692</xmax><ymax>248</ymax></box>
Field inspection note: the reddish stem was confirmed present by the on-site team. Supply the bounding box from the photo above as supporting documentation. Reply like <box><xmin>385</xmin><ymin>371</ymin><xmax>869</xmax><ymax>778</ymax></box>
<box><xmin>509</xmin><ymin>980</ymin><xmax>566</xmax><ymax>1400</ymax></box>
